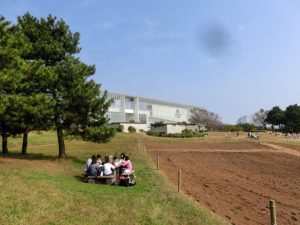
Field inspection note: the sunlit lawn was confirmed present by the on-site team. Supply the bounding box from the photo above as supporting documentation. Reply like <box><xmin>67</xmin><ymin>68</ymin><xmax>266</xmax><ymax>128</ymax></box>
<box><xmin>0</xmin><ymin>132</ymin><xmax>226</xmax><ymax>225</ymax></box>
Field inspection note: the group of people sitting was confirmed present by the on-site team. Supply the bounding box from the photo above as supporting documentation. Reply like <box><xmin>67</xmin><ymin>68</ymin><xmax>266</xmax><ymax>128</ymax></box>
<box><xmin>84</xmin><ymin>153</ymin><xmax>133</xmax><ymax>177</ymax></box>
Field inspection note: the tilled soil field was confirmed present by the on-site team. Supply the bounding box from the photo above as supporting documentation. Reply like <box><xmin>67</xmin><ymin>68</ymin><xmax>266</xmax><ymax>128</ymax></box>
<box><xmin>149</xmin><ymin>142</ymin><xmax>300</xmax><ymax>225</ymax></box>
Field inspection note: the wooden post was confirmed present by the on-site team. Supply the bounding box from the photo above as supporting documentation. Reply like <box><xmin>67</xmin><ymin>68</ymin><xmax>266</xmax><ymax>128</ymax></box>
<box><xmin>148</xmin><ymin>149</ymin><xmax>150</xmax><ymax>158</ymax></box>
<box><xmin>269</xmin><ymin>199</ymin><xmax>277</xmax><ymax>225</ymax></box>
<box><xmin>178</xmin><ymin>169</ymin><xmax>181</xmax><ymax>193</ymax></box>
<box><xmin>157</xmin><ymin>154</ymin><xmax>159</xmax><ymax>170</ymax></box>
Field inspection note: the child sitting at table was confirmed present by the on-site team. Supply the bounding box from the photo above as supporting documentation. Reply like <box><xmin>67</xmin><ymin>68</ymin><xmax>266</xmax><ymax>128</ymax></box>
<box><xmin>96</xmin><ymin>154</ymin><xmax>102</xmax><ymax>165</ymax></box>
<box><xmin>84</xmin><ymin>155</ymin><xmax>95</xmax><ymax>173</ymax></box>
<box><xmin>112</xmin><ymin>155</ymin><xmax>120</xmax><ymax>167</ymax></box>
<box><xmin>103</xmin><ymin>155</ymin><xmax>115</xmax><ymax>176</ymax></box>
<box><xmin>119</xmin><ymin>152</ymin><xmax>126</xmax><ymax>164</ymax></box>
<box><xmin>87</xmin><ymin>156</ymin><xmax>98</xmax><ymax>176</ymax></box>
<box><xmin>121</xmin><ymin>156</ymin><xmax>132</xmax><ymax>173</ymax></box>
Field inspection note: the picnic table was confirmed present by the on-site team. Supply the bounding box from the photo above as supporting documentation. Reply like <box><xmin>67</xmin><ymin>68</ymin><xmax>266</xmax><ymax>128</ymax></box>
<box><xmin>84</xmin><ymin>165</ymin><xmax>135</xmax><ymax>185</ymax></box>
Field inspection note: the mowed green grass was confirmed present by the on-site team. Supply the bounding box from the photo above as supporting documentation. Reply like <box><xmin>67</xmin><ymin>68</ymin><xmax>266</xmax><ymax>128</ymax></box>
<box><xmin>0</xmin><ymin>132</ymin><xmax>227</xmax><ymax>225</ymax></box>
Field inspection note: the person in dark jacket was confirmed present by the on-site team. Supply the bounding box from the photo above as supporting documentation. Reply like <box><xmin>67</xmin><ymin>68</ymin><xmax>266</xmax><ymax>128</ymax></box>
<box><xmin>87</xmin><ymin>156</ymin><xmax>98</xmax><ymax>176</ymax></box>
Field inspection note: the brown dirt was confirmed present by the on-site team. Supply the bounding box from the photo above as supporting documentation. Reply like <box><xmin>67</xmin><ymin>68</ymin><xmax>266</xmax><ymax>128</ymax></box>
<box><xmin>147</xmin><ymin>141</ymin><xmax>271</xmax><ymax>151</ymax></box>
<box><xmin>272</xmin><ymin>143</ymin><xmax>300</xmax><ymax>154</ymax></box>
<box><xmin>149</xmin><ymin>142</ymin><xmax>300</xmax><ymax>225</ymax></box>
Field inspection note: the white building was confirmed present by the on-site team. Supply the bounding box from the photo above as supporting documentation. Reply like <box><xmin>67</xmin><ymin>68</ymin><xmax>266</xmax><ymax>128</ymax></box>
<box><xmin>107</xmin><ymin>92</ymin><xmax>195</xmax><ymax>131</ymax></box>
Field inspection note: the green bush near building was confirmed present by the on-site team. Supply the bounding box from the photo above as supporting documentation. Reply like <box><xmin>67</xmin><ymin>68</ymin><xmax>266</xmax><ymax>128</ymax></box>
<box><xmin>146</xmin><ymin>129</ymin><xmax>207</xmax><ymax>138</ymax></box>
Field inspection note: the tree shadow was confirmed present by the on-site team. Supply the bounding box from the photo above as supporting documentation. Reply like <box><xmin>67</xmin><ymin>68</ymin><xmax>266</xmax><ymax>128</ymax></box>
<box><xmin>0</xmin><ymin>152</ymin><xmax>84</xmax><ymax>164</ymax></box>
<box><xmin>0</xmin><ymin>152</ymin><xmax>57</xmax><ymax>161</ymax></box>
<box><xmin>0</xmin><ymin>152</ymin><xmax>91</xmax><ymax>184</ymax></box>
<box><xmin>74</xmin><ymin>175</ymin><xmax>86</xmax><ymax>183</ymax></box>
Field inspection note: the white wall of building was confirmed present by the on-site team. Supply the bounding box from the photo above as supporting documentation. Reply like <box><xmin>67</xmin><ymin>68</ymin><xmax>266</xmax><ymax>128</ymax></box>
<box><xmin>107</xmin><ymin>92</ymin><xmax>194</xmax><ymax>126</ymax></box>
<box><xmin>108</xmin><ymin>123</ymin><xmax>149</xmax><ymax>133</ymax></box>
<box><xmin>151</xmin><ymin>124</ymin><xmax>199</xmax><ymax>134</ymax></box>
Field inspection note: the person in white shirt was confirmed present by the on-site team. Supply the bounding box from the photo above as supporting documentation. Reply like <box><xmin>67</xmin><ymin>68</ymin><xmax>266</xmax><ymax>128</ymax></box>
<box><xmin>103</xmin><ymin>155</ymin><xmax>115</xmax><ymax>176</ymax></box>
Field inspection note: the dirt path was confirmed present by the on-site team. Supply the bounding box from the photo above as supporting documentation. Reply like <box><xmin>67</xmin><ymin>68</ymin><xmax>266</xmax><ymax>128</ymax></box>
<box><xmin>148</xmin><ymin>148</ymin><xmax>274</xmax><ymax>153</ymax></box>
<box><xmin>261</xmin><ymin>143</ymin><xmax>300</xmax><ymax>157</ymax></box>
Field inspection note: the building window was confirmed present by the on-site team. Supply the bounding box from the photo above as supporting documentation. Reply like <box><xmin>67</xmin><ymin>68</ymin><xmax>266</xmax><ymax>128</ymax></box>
<box><xmin>139</xmin><ymin>102</ymin><xmax>152</xmax><ymax>111</ymax></box>
<box><xmin>125</xmin><ymin>97</ymin><xmax>134</xmax><ymax>109</ymax></box>
<box><xmin>113</xmin><ymin>98</ymin><xmax>121</xmax><ymax>108</ymax></box>
<box><xmin>139</xmin><ymin>114</ymin><xmax>147</xmax><ymax>123</ymax></box>
<box><xmin>175</xmin><ymin>109</ymin><xmax>181</xmax><ymax>118</ymax></box>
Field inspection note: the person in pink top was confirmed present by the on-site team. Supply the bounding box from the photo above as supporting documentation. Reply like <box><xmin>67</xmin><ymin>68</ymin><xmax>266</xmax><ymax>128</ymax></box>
<box><xmin>121</xmin><ymin>156</ymin><xmax>132</xmax><ymax>173</ymax></box>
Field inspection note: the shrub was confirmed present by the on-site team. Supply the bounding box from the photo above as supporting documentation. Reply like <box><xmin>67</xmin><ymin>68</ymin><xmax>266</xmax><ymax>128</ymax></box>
<box><xmin>128</xmin><ymin>126</ymin><xmax>136</xmax><ymax>133</ymax></box>
<box><xmin>151</xmin><ymin>121</ymin><xmax>166</xmax><ymax>128</ymax></box>
<box><xmin>116</xmin><ymin>125</ymin><xmax>124</xmax><ymax>132</ymax></box>
<box><xmin>146</xmin><ymin>130</ymin><xmax>160</xmax><ymax>136</ymax></box>
<box><xmin>146</xmin><ymin>130</ymin><xmax>207</xmax><ymax>138</ymax></box>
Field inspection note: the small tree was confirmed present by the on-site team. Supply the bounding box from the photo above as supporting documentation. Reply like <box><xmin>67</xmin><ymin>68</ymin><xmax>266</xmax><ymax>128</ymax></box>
<box><xmin>189</xmin><ymin>107</ymin><xmax>222</xmax><ymax>130</ymax></box>
<box><xmin>252</xmin><ymin>109</ymin><xmax>268</xmax><ymax>129</ymax></box>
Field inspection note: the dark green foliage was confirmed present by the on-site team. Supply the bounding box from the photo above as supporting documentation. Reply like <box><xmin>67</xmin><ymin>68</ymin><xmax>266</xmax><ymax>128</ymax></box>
<box><xmin>284</xmin><ymin>104</ymin><xmax>300</xmax><ymax>133</ymax></box>
<box><xmin>116</xmin><ymin>125</ymin><xmax>124</xmax><ymax>132</ymax></box>
<box><xmin>128</xmin><ymin>126</ymin><xmax>136</xmax><ymax>133</ymax></box>
<box><xmin>146</xmin><ymin>129</ymin><xmax>207</xmax><ymax>138</ymax></box>
<box><xmin>0</xmin><ymin>13</ymin><xmax>114</xmax><ymax>157</ymax></box>
<box><xmin>239</xmin><ymin>123</ymin><xmax>256</xmax><ymax>132</ymax></box>
<box><xmin>81</xmin><ymin>126</ymin><xmax>116</xmax><ymax>142</ymax></box>
<box><xmin>18</xmin><ymin>13</ymin><xmax>80</xmax><ymax>65</ymax></box>
<box><xmin>0</xmin><ymin>15</ymin><xmax>32</xmax><ymax>154</ymax></box>
<box><xmin>151</xmin><ymin>121</ymin><xmax>166</xmax><ymax>128</ymax></box>
<box><xmin>177</xmin><ymin>121</ymin><xmax>187</xmax><ymax>125</ymax></box>
<box><xmin>265</xmin><ymin>106</ymin><xmax>285</xmax><ymax>129</ymax></box>
<box><xmin>265</xmin><ymin>105</ymin><xmax>300</xmax><ymax>132</ymax></box>
<box><xmin>214</xmin><ymin>124</ymin><xmax>242</xmax><ymax>132</ymax></box>
<box><xmin>17</xmin><ymin>13</ymin><xmax>115</xmax><ymax>158</ymax></box>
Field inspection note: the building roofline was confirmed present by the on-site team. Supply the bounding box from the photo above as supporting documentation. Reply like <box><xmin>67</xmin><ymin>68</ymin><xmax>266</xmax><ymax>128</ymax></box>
<box><xmin>107</xmin><ymin>91</ymin><xmax>196</xmax><ymax>109</ymax></box>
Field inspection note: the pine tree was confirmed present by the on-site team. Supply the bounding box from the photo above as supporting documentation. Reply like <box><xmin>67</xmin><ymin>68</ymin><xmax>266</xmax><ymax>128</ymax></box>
<box><xmin>18</xmin><ymin>13</ymin><xmax>114</xmax><ymax>158</ymax></box>
<box><xmin>0</xmin><ymin>16</ymin><xmax>29</xmax><ymax>154</ymax></box>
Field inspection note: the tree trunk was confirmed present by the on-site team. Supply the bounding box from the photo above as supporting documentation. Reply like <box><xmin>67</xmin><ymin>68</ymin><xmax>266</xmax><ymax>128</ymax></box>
<box><xmin>1</xmin><ymin>122</ymin><xmax>8</xmax><ymax>154</ymax></box>
<box><xmin>22</xmin><ymin>131</ymin><xmax>28</xmax><ymax>155</ymax></box>
<box><xmin>57</xmin><ymin>127</ymin><xmax>66</xmax><ymax>159</ymax></box>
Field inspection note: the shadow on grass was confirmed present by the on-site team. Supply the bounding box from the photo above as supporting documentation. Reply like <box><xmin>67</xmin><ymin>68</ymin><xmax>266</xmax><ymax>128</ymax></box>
<box><xmin>74</xmin><ymin>175</ymin><xmax>86</xmax><ymax>183</ymax></box>
<box><xmin>0</xmin><ymin>152</ymin><xmax>85</xmax><ymax>164</ymax></box>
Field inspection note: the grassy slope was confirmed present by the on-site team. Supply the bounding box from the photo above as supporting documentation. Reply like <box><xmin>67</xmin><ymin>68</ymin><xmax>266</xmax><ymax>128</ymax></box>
<box><xmin>0</xmin><ymin>132</ymin><xmax>226</xmax><ymax>225</ymax></box>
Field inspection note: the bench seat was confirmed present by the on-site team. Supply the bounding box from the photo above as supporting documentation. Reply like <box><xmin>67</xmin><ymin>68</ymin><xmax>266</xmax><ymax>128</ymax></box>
<box><xmin>120</xmin><ymin>170</ymin><xmax>135</xmax><ymax>176</ymax></box>
<box><xmin>86</xmin><ymin>174</ymin><xmax>116</xmax><ymax>184</ymax></box>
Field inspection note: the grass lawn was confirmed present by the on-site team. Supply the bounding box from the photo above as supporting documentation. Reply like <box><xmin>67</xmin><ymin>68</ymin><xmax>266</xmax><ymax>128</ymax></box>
<box><xmin>0</xmin><ymin>131</ymin><xmax>227</xmax><ymax>225</ymax></box>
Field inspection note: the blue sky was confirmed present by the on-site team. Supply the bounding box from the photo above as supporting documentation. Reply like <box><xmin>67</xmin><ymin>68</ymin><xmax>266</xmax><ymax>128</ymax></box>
<box><xmin>2</xmin><ymin>0</ymin><xmax>300</xmax><ymax>123</ymax></box>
